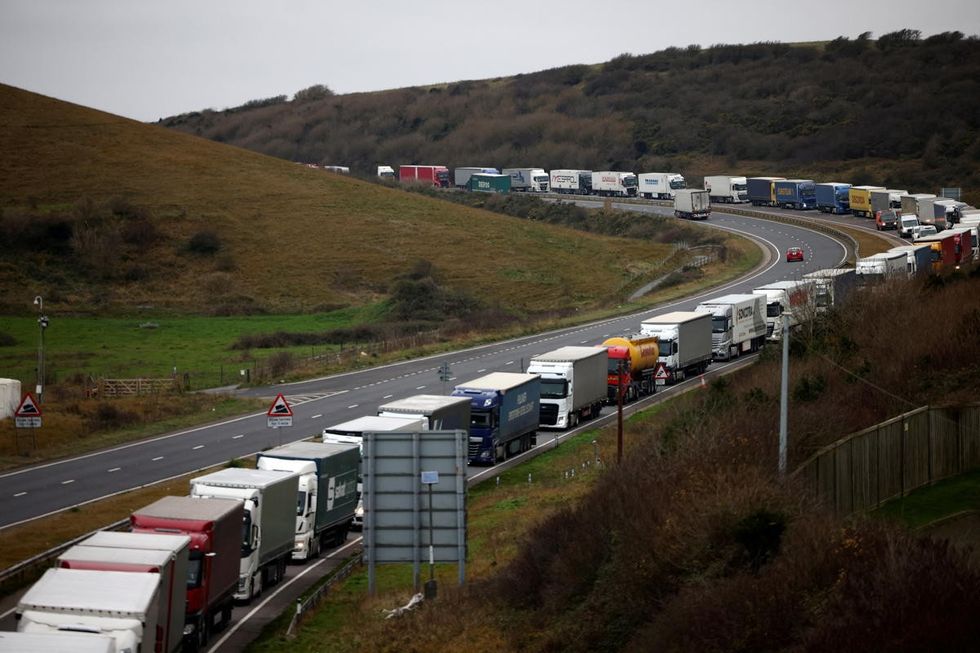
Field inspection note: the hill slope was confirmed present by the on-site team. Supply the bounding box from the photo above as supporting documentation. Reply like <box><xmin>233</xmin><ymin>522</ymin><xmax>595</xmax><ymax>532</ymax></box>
<box><xmin>0</xmin><ymin>85</ymin><xmax>676</xmax><ymax>316</ymax></box>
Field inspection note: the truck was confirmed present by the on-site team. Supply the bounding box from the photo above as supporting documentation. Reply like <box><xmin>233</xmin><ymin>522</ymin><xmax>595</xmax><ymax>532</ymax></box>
<box><xmin>451</xmin><ymin>372</ymin><xmax>540</xmax><ymax>464</ymax></box>
<box><xmin>693</xmin><ymin>294</ymin><xmax>767</xmax><ymax>360</ymax></box>
<box><xmin>752</xmin><ymin>280</ymin><xmax>816</xmax><ymax>340</ymax></box>
<box><xmin>17</xmin><ymin>568</ymin><xmax>160</xmax><ymax>653</ymax></box>
<box><xmin>0</xmin><ymin>632</ymin><xmax>116</xmax><ymax>652</ymax></box>
<box><xmin>549</xmin><ymin>169</ymin><xmax>593</xmax><ymax>195</ymax></box>
<box><xmin>912</xmin><ymin>230</ymin><xmax>971</xmax><ymax>271</ymax></box>
<box><xmin>454</xmin><ymin>166</ymin><xmax>499</xmax><ymax>188</ymax></box>
<box><xmin>468</xmin><ymin>173</ymin><xmax>511</xmax><ymax>193</ymax></box>
<box><xmin>377</xmin><ymin>165</ymin><xmax>395</xmax><ymax>180</ymax></box>
<box><xmin>704</xmin><ymin>175</ymin><xmax>748</xmax><ymax>203</ymax></box>
<box><xmin>774</xmin><ymin>179</ymin><xmax>817</xmax><ymax>210</ymax></box>
<box><xmin>638</xmin><ymin>172</ymin><xmax>686</xmax><ymax>199</ymax></box>
<box><xmin>886</xmin><ymin>244</ymin><xmax>932</xmax><ymax>277</ymax></box>
<box><xmin>257</xmin><ymin>442</ymin><xmax>360</xmax><ymax>561</ymax></box>
<box><xmin>377</xmin><ymin>394</ymin><xmax>471</xmax><ymax>431</ymax></box>
<box><xmin>848</xmin><ymin>186</ymin><xmax>886</xmax><ymax>217</ymax></box>
<box><xmin>746</xmin><ymin>177</ymin><xmax>784</xmax><ymax>206</ymax></box>
<box><xmin>526</xmin><ymin>346</ymin><xmax>607</xmax><ymax>429</ymax></box>
<box><xmin>917</xmin><ymin>197</ymin><xmax>957</xmax><ymax>230</ymax></box>
<box><xmin>591</xmin><ymin>171</ymin><xmax>638</xmax><ymax>197</ymax></box>
<box><xmin>639</xmin><ymin>311</ymin><xmax>712</xmax><ymax>384</ymax></box>
<box><xmin>189</xmin><ymin>468</ymin><xmax>299</xmax><ymax>603</ymax></box>
<box><xmin>57</xmin><ymin>540</ymin><xmax>188</xmax><ymax>653</ymax></box>
<box><xmin>870</xmin><ymin>189</ymin><xmax>907</xmax><ymax>214</ymax></box>
<box><xmin>673</xmin><ymin>189</ymin><xmax>710</xmax><ymax>220</ymax></box>
<box><xmin>855</xmin><ymin>251</ymin><xmax>908</xmax><ymax>283</ymax></box>
<box><xmin>802</xmin><ymin>268</ymin><xmax>857</xmax><ymax>310</ymax></box>
<box><xmin>601</xmin><ymin>335</ymin><xmax>659</xmax><ymax>402</ymax></box>
<box><xmin>502</xmin><ymin>167</ymin><xmax>549</xmax><ymax>192</ymax></box>
<box><xmin>815</xmin><ymin>182</ymin><xmax>851</xmax><ymax>214</ymax></box>
<box><xmin>399</xmin><ymin>165</ymin><xmax>450</xmax><ymax>188</ymax></box>
<box><xmin>131</xmin><ymin>496</ymin><xmax>242</xmax><ymax>651</ymax></box>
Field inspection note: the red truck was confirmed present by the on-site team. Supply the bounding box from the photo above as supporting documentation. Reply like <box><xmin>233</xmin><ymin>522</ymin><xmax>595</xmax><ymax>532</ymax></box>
<box><xmin>601</xmin><ymin>335</ymin><xmax>660</xmax><ymax>403</ymax></box>
<box><xmin>399</xmin><ymin>164</ymin><xmax>450</xmax><ymax>187</ymax></box>
<box><xmin>131</xmin><ymin>496</ymin><xmax>243</xmax><ymax>652</ymax></box>
<box><xmin>916</xmin><ymin>229</ymin><xmax>975</xmax><ymax>271</ymax></box>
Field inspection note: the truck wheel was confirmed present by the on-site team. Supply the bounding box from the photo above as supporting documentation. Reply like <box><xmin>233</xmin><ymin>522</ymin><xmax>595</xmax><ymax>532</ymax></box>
<box><xmin>197</xmin><ymin>617</ymin><xmax>210</xmax><ymax>651</ymax></box>
<box><xmin>221</xmin><ymin>604</ymin><xmax>233</xmax><ymax>628</ymax></box>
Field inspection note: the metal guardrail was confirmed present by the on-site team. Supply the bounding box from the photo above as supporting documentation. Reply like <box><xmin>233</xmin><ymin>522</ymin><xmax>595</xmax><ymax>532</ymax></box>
<box><xmin>285</xmin><ymin>552</ymin><xmax>364</xmax><ymax>638</ymax></box>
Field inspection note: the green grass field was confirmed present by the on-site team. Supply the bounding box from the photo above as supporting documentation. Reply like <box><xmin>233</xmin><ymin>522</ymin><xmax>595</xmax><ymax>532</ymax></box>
<box><xmin>875</xmin><ymin>469</ymin><xmax>980</xmax><ymax>529</ymax></box>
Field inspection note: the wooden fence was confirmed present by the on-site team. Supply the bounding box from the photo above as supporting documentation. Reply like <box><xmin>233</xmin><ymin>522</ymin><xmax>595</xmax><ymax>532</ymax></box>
<box><xmin>98</xmin><ymin>377</ymin><xmax>180</xmax><ymax>397</ymax></box>
<box><xmin>794</xmin><ymin>404</ymin><xmax>980</xmax><ymax>515</ymax></box>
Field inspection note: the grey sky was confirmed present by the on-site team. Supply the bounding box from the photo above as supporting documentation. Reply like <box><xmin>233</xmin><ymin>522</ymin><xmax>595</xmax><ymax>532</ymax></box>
<box><xmin>2</xmin><ymin>0</ymin><xmax>978</xmax><ymax>122</ymax></box>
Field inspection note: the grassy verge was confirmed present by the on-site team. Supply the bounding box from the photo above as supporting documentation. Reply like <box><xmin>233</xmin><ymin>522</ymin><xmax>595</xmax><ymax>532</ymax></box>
<box><xmin>833</xmin><ymin>222</ymin><xmax>896</xmax><ymax>257</ymax></box>
<box><xmin>874</xmin><ymin>469</ymin><xmax>980</xmax><ymax>529</ymax></box>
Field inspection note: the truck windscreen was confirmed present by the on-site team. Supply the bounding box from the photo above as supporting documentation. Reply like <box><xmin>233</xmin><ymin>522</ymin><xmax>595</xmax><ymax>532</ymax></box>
<box><xmin>539</xmin><ymin>378</ymin><xmax>569</xmax><ymax>399</ymax></box>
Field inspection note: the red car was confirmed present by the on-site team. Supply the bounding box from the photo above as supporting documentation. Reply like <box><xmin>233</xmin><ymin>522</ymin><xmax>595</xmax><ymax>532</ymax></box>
<box><xmin>786</xmin><ymin>247</ymin><xmax>804</xmax><ymax>262</ymax></box>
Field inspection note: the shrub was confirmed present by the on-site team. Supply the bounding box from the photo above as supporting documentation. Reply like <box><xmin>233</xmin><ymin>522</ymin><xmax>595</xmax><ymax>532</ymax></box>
<box><xmin>187</xmin><ymin>230</ymin><xmax>222</xmax><ymax>255</ymax></box>
<box><xmin>0</xmin><ymin>331</ymin><xmax>16</xmax><ymax>346</ymax></box>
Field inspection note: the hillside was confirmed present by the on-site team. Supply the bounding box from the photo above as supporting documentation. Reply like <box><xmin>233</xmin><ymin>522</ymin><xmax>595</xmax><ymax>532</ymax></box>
<box><xmin>162</xmin><ymin>30</ymin><xmax>980</xmax><ymax>204</ymax></box>
<box><xmin>0</xmin><ymin>84</ymin><xmax>681</xmax><ymax>317</ymax></box>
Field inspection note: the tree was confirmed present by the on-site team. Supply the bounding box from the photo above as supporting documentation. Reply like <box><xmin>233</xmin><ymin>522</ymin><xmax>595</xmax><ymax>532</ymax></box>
<box><xmin>292</xmin><ymin>84</ymin><xmax>334</xmax><ymax>103</ymax></box>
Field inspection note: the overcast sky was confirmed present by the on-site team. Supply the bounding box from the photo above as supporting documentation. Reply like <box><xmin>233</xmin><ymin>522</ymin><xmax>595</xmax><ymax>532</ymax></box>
<box><xmin>2</xmin><ymin>1</ymin><xmax>978</xmax><ymax>122</ymax></box>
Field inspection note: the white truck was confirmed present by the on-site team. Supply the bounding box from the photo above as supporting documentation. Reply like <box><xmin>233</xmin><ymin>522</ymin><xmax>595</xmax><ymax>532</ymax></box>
<box><xmin>0</xmin><ymin>632</ymin><xmax>116</xmax><ymax>652</ymax></box>
<box><xmin>886</xmin><ymin>244</ymin><xmax>932</xmax><ymax>277</ymax></box>
<box><xmin>502</xmin><ymin>167</ymin><xmax>549</xmax><ymax>192</ymax></box>
<box><xmin>377</xmin><ymin>394</ymin><xmax>471</xmax><ymax>430</ymax></box>
<box><xmin>591</xmin><ymin>171</ymin><xmax>638</xmax><ymax>197</ymax></box>
<box><xmin>17</xmin><ymin>568</ymin><xmax>161</xmax><ymax>653</ymax></box>
<box><xmin>549</xmin><ymin>169</ymin><xmax>593</xmax><ymax>195</ymax></box>
<box><xmin>752</xmin><ymin>280</ymin><xmax>816</xmax><ymax>340</ymax></box>
<box><xmin>900</xmin><ymin>193</ymin><xmax>935</xmax><ymax>218</ymax></box>
<box><xmin>693</xmin><ymin>294</ymin><xmax>766</xmax><ymax>361</ymax></box>
<box><xmin>673</xmin><ymin>189</ymin><xmax>710</xmax><ymax>220</ymax></box>
<box><xmin>639</xmin><ymin>311</ymin><xmax>712</xmax><ymax>384</ymax></box>
<box><xmin>704</xmin><ymin>175</ymin><xmax>749</xmax><ymax>203</ymax></box>
<box><xmin>855</xmin><ymin>251</ymin><xmax>908</xmax><ymax>283</ymax></box>
<box><xmin>637</xmin><ymin>172</ymin><xmax>686</xmax><ymax>199</ymax></box>
<box><xmin>802</xmin><ymin>268</ymin><xmax>857</xmax><ymax>311</ymax></box>
<box><xmin>526</xmin><ymin>346</ymin><xmax>607</xmax><ymax>429</ymax></box>
<box><xmin>376</xmin><ymin>165</ymin><xmax>395</xmax><ymax>179</ymax></box>
<box><xmin>257</xmin><ymin>442</ymin><xmax>360</xmax><ymax>561</ymax></box>
<box><xmin>190</xmin><ymin>468</ymin><xmax>299</xmax><ymax>602</ymax></box>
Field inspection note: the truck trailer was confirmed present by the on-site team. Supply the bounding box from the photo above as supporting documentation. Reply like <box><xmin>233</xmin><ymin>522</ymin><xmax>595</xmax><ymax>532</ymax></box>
<box><xmin>855</xmin><ymin>251</ymin><xmax>909</xmax><ymax>283</ymax></box>
<box><xmin>802</xmin><ymin>268</ymin><xmax>857</xmax><ymax>310</ymax></box>
<box><xmin>377</xmin><ymin>394</ymin><xmax>471</xmax><ymax>431</ymax></box>
<box><xmin>886</xmin><ymin>244</ymin><xmax>932</xmax><ymax>277</ymax></box>
<box><xmin>747</xmin><ymin>177</ymin><xmax>785</xmax><ymax>206</ymax></box>
<box><xmin>526</xmin><ymin>346</ymin><xmax>607</xmax><ymax>429</ymax></box>
<box><xmin>468</xmin><ymin>173</ymin><xmax>511</xmax><ymax>193</ymax></box>
<box><xmin>752</xmin><ymin>280</ymin><xmax>816</xmax><ymax>340</ymax></box>
<box><xmin>774</xmin><ymin>179</ymin><xmax>817</xmax><ymax>210</ymax></box>
<box><xmin>399</xmin><ymin>165</ymin><xmax>450</xmax><ymax>188</ymax></box>
<box><xmin>849</xmin><ymin>186</ymin><xmax>886</xmax><ymax>217</ymax></box>
<box><xmin>454</xmin><ymin>166</ymin><xmax>499</xmax><ymax>188</ymax></box>
<box><xmin>639</xmin><ymin>311</ymin><xmax>713</xmax><ymax>384</ymax></box>
<box><xmin>871</xmin><ymin>189</ymin><xmax>907</xmax><ymax>214</ymax></box>
<box><xmin>131</xmin><ymin>496</ymin><xmax>242</xmax><ymax>651</ymax></box>
<box><xmin>815</xmin><ymin>182</ymin><xmax>851</xmax><ymax>214</ymax></box>
<box><xmin>673</xmin><ymin>189</ymin><xmax>710</xmax><ymax>220</ymax></box>
<box><xmin>452</xmin><ymin>372</ymin><xmax>540</xmax><ymax>464</ymax></box>
<box><xmin>592</xmin><ymin>171</ymin><xmax>638</xmax><ymax>197</ymax></box>
<box><xmin>601</xmin><ymin>335</ymin><xmax>659</xmax><ymax>403</ymax></box>
<box><xmin>0</xmin><ymin>632</ymin><xmax>116</xmax><ymax>652</ymax></box>
<box><xmin>694</xmin><ymin>294</ymin><xmax>767</xmax><ymax>360</ymax></box>
<box><xmin>549</xmin><ymin>169</ymin><xmax>593</xmax><ymax>195</ymax></box>
<box><xmin>638</xmin><ymin>172</ymin><xmax>686</xmax><ymax>199</ymax></box>
<box><xmin>704</xmin><ymin>175</ymin><xmax>748</xmax><ymax>203</ymax></box>
<box><xmin>900</xmin><ymin>193</ymin><xmax>936</xmax><ymax>219</ymax></box>
<box><xmin>503</xmin><ymin>167</ymin><xmax>549</xmax><ymax>192</ymax></box>
<box><xmin>190</xmin><ymin>468</ymin><xmax>299</xmax><ymax>603</ymax></box>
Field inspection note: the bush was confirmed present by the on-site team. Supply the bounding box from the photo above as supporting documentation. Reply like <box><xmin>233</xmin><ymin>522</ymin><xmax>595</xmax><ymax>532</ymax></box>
<box><xmin>187</xmin><ymin>230</ymin><xmax>222</xmax><ymax>255</ymax></box>
<box><xmin>0</xmin><ymin>331</ymin><xmax>16</xmax><ymax>346</ymax></box>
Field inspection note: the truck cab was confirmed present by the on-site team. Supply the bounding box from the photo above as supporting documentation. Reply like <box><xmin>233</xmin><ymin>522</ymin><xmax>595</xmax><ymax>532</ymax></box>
<box><xmin>376</xmin><ymin>165</ymin><xmax>395</xmax><ymax>179</ymax></box>
<box><xmin>752</xmin><ymin>281</ymin><xmax>815</xmax><ymax>340</ymax></box>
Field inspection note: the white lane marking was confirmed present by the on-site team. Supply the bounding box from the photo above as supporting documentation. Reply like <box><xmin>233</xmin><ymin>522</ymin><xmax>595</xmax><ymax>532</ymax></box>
<box><xmin>107</xmin><ymin>467</ymin><xmax>121</xmax><ymax>473</ymax></box>
<box><xmin>477</xmin><ymin>369</ymin><xmax>486</xmax><ymax>373</ymax></box>
<box><xmin>416</xmin><ymin>385</ymin><xmax>426</xmax><ymax>390</ymax></box>
<box><xmin>13</xmin><ymin>491</ymin><xmax>26</xmax><ymax>497</ymax></box>
<box><xmin>152</xmin><ymin>456</ymin><xmax>164</xmax><ymax>462</ymax></box>
<box><xmin>347</xmin><ymin>404</ymin><xmax>359</xmax><ymax>409</ymax></box>
<box><xmin>311</xmin><ymin>414</ymin><xmax>322</xmax><ymax>419</ymax></box>
<box><xmin>61</xmin><ymin>479</ymin><xmax>74</xmax><ymax>485</ymax></box>
<box><xmin>505</xmin><ymin>361</ymin><xmax>514</xmax><ymax>365</ymax></box>
<box><xmin>383</xmin><ymin>394</ymin><xmax>393</xmax><ymax>399</ymax></box>
<box><xmin>232</xmin><ymin>434</ymin><xmax>244</xmax><ymax>440</ymax></box>
<box><xmin>193</xmin><ymin>445</ymin><xmax>205</xmax><ymax>450</ymax></box>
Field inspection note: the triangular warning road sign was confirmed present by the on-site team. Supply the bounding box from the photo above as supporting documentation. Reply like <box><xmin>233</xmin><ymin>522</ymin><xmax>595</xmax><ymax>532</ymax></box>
<box><xmin>267</xmin><ymin>393</ymin><xmax>293</xmax><ymax>417</ymax></box>
<box><xmin>653</xmin><ymin>363</ymin><xmax>670</xmax><ymax>381</ymax></box>
<box><xmin>14</xmin><ymin>393</ymin><xmax>42</xmax><ymax>417</ymax></box>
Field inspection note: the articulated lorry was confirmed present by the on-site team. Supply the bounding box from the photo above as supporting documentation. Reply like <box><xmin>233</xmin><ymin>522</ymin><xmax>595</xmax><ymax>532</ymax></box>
<box><xmin>454</xmin><ymin>166</ymin><xmax>499</xmax><ymax>188</ymax></box>
<box><xmin>638</xmin><ymin>172</ymin><xmax>686</xmax><ymax>199</ymax></box>
<box><xmin>886</xmin><ymin>244</ymin><xmax>932</xmax><ymax>277</ymax></box>
<box><xmin>774</xmin><ymin>179</ymin><xmax>817</xmax><ymax>210</ymax></box>
<box><xmin>673</xmin><ymin>189</ymin><xmax>710</xmax><ymax>220</ymax></box>
<box><xmin>704</xmin><ymin>175</ymin><xmax>748</xmax><ymax>203</ymax></box>
<box><xmin>17</xmin><ymin>568</ymin><xmax>160</xmax><ymax>653</ymax></box>
<box><xmin>639</xmin><ymin>312</ymin><xmax>712</xmax><ymax>384</ymax></box>
<box><xmin>871</xmin><ymin>189</ymin><xmax>906</xmax><ymax>214</ymax></box>
<box><xmin>526</xmin><ymin>346</ymin><xmax>607</xmax><ymax>429</ymax></box>
<box><xmin>747</xmin><ymin>177</ymin><xmax>785</xmax><ymax>206</ymax></box>
<box><xmin>0</xmin><ymin>632</ymin><xmax>116</xmax><ymax>652</ymax></box>
<box><xmin>914</xmin><ymin>230</ymin><xmax>975</xmax><ymax>270</ymax></box>
<box><xmin>190</xmin><ymin>469</ymin><xmax>298</xmax><ymax>603</ymax></box>
<box><xmin>377</xmin><ymin>394</ymin><xmax>471</xmax><ymax>430</ymax></box>
<box><xmin>753</xmin><ymin>280</ymin><xmax>816</xmax><ymax>340</ymax></box>
<box><xmin>257</xmin><ymin>442</ymin><xmax>360</xmax><ymax>561</ymax></box>
<box><xmin>849</xmin><ymin>186</ymin><xmax>886</xmax><ymax>217</ymax></box>
<box><xmin>549</xmin><ymin>169</ymin><xmax>593</xmax><ymax>195</ymax></box>
<box><xmin>802</xmin><ymin>268</ymin><xmax>857</xmax><ymax>310</ymax></box>
<box><xmin>694</xmin><ymin>294</ymin><xmax>767</xmax><ymax>360</ymax></box>
<box><xmin>601</xmin><ymin>335</ymin><xmax>659</xmax><ymax>403</ymax></box>
<box><xmin>592</xmin><ymin>171</ymin><xmax>638</xmax><ymax>197</ymax></box>
<box><xmin>815</xmin><ymin>182</ymin><xmax>851</xmax><ymax>214</ymax></box>
<box><xmin>399</xmin><ymin>165</ymin><xmax>450</xmax><ymax>187</ymax></box>
<box><xmin>900</xmin><ymin>193</ymin><xmax>935</xmax><ymax>219</ymax></box>
<box><xmin>452</xmin><ymin>372</ymin><xmax>540</xmax><ymax>464</ymax></box>
<box><xmin>856</xmin><ymin>251</ymin><xmax>909</xmax><ymax>283</ymax></box>
<box><xmin>131</xmin><ymin>496</ymin><xmax>242</xmax><ymax>651</ymax></box>
<box><xmin>503</xmin><ymin>167</ymin><xmax>549</xmax><ymax>192</ymax></box>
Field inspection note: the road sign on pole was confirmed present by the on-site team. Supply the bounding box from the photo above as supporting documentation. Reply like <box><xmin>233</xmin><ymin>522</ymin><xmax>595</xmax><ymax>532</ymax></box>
<box><xmin>267</xmin><ymin>393</ymin><xmax>293</xmax><ymax>428</ymax></box>
<box><xmin>14</xmin><ymin>393</ymin><xmax>42</xmax><ymax>428</ymax></box>
<box><xmin>654</xmin><ymin>362</ymin><xmax>670</xmax><ymax>385</ymax></box>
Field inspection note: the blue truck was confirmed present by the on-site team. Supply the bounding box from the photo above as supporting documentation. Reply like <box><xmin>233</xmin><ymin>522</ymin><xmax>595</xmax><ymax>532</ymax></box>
<box><xmin>815</xmin><ymin>182</ymin><xmax>851</xmax><ymax>214</ymax></box>
<box><xmin>746</xmin><ymin>177</ymin><xmax>784</xmax><ymax>207</ymax></box>
<box><xmin>451</xmin><ymin>372</ymin><xmax>540</xmax><ymax>465</ymax></box>
<box><xmin>774</xmin><ymin>179</ymin><xmax>817</xmax><ymax>210</ymax></box>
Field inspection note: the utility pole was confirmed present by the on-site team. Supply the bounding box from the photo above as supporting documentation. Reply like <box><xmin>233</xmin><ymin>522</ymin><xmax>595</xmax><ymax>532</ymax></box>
<box><xmin>34</xmin><ymin>296</ymin><xmax>48</xmax><ymax>404</ymax></box>
<box><xmin>617</xmin><ymin>360</ymin><xmax>624</xmax><ymax>463</ymax></box>
<box><xmin>779</xmin><ymin>316</ymin><xmax>789</xmax><ymax>475</ymax></box>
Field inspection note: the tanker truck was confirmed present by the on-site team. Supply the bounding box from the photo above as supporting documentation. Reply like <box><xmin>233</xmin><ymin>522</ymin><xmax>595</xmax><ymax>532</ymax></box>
<box><xmin>601</xmin><ymin>335</ymin><xmax>659</xmax><ymax>403</ymax></box>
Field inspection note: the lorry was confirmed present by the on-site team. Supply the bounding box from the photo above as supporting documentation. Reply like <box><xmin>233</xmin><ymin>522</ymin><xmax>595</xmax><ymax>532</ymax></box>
<box><xmin>746</xmin><ymin>177</ymin><xmax>785</xmax><ymax>206</ymax></box>
<box><xmin>17</xmin><ymin>568</ymin><xmax>160</xmax><ymax>653</ymax></box>
<box><xmin>257</xmin><ymin>442</ymin><xmax>360</xmax><ymax>561</ymax></box>
<box><xmin>131</xmin><ymin>496</ymin><xmax>242</xmax><ymax>652</ymax></box>
<box><xmin>704</xmin><ymin>175</ymin><xmax>748</xmax><ymax>203</ymax></box>
<box><xmin>855</xmin><ymin>251</ymin><xmax>908</xmax><ymax>283</ymax></box>
<box><xmin>802</xmin><ymin>268</ymin><xmax>857</xmax><ymax>310</ymax></box>
<box><xmin>601</xmin><ymin>335</ymin><xmax>659</xmax><ymax>402</ymax></box>
<box><xmin>638</xmin><ymin>172</ymin><xmax>686</xmax><ymax>199</ymax></box>
<box><xmin>870</xmin><ymin>189</ymin><xmax>907</xmax><ymax>214</ymax></box>
<box><xmin>377</xmin><ymin>165</ymin><xmax>395</xmax><ymax>180</ymax></box>
<box><xmin>189</xmin><ymin>468</ymin><xmax>299</xmax><ymax>603</ymax></box>
<box><xmin>526</xmin><ymin>346</ymin><xmax>607</xmax><ymax>429</ymax></box>
<box><xmin>549</xmin><ymin>169</ymin><xmax>593</xmax><ymax>195</ymax></box>
<box><xmin>752</xmin><ymin>280</ymin><xmax>816</xmax><ymax>340</ymax></box>
<box><xmin>502</xmin><ymin>167</ymin><xmax>549</xmax><ymax>192</ymax></box>
<box><xmin>913</xmin><ymin>230</ymin><xmax>972</xmax><ymax>271</ymax></box>
<box><xmin>917</xmin><ymin>198</ymin><xmax>959</xmax><ymax>230</ymax></box>
<box><xmin>693</xmin><ymin>294</ymin><xmax>767</xmax><ymax>360</ymax></box>
<box><xmin>399</xmin><ymin>165</ymin><xmax>450</xmax><ymax>188</ymax></box>
<box><xmin>900</xmin><ymin>193</ymin><xmax>936</xmax><ymax>218</ymax></box>
<box><xmin>451</xmin><ymin>372</ymin><xmax>540</xmax><ymax>464</ymax></box>
<box><xmin>774</xmin><ymin>179</ymin><xmax>817</xmax><ymax>210</ymax></box>
<box><xmin>848</xmin><ymin>185</ymin><xmax>886</xmax><ymax>217</ymax></box>
<box><xmin>638</xmin><ymin>312</ymin><xmax>713</xmax><ymax>384</ymax></box>
<box><xmin>0</xmin><ymin>632</ymin><xmax>116</xmax><ymax>652</ymax></box>
<box><xmin>591</xmin><ymin>171</ymin><xmax>638</xmax><ymax>197</ymax></box>
<box><xmin>673</xmin><ymin>189</ymin><xmax>710</xmax><ymax>220</ymax></box>
<box><xmin>815</xmin><ymin>182</ymin><xmax>851</xmax><ymax>214</ymax></box>
<box><xmin>454</xmin><ymin>166</ymin><xmax>499</xmax><ymax>188</ymax></box>
<box><xmin>377</xmin><ymin>394</ymin><xmax>471</xmax><ymax>431</ymax></box>
<box><xmin>886</xmin><ymin>244</ymin><xmax>932</xmax><ymax>277</ymax></box>
<box><xmin>468</xmin><ymin>173</ymin><xmax>511</xmax><ymax>193</ymax></box>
